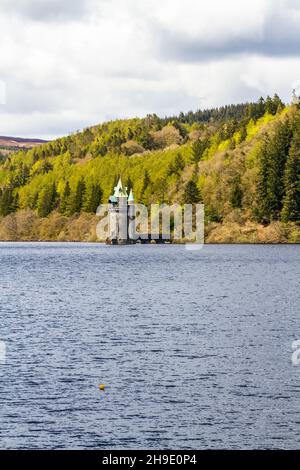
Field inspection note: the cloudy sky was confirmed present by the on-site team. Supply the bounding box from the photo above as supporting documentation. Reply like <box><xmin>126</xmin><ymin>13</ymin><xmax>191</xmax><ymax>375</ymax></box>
<box><xmin>0</xmin><ymin>0</ymin><xmax>300</xmax><ymax>139</ymax></box>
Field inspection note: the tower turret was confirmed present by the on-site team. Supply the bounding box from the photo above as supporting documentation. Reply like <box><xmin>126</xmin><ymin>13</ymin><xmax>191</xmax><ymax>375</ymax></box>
<box><xmin>128</xmin><ymin>188</ymin><xmax>134</xmax><ymax>205</ymax></box>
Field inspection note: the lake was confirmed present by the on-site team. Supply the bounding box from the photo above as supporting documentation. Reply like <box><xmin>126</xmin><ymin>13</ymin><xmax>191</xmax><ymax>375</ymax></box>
<box><xmin>0</xmin><ymin>243</ymin><xmax>300</xmax><ymax>449</ymax></box>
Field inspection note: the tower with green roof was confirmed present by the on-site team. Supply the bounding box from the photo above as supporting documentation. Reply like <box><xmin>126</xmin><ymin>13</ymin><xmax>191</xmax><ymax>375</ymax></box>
<box><xmin>107</xmin><ymin>178</ymin><xmax>135</xmax><ymax>244</ymax></box>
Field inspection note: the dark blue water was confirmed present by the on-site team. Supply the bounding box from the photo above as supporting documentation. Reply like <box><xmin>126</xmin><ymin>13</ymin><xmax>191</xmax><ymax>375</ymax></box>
<box><xmin>0</xmin><ymin>243</ymin><xmax>300</xmax><ymax>449</ymax></box>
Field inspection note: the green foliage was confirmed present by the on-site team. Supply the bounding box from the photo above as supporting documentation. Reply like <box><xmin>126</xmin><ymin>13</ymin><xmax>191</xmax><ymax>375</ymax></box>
<box><xmin>0</xmin><ymin>187</ymin><xmax>18</xmax><ymax>216</ymax></box>
<box><xmin>167</xmin><ymin>153</ymin><xmax>185</xmax><ymax>176</ymax></box>
<box><xmin>70</xmin><ymin>178</ymin><xmax>86</xmax><ymax>214</ymax></box>
<box><xmin>83</xmin><ymin>183</ymin><xmax>103</xmax><ymax>213</ymax></box>
<box><xmin>256</xmin><ymin>117</ymin><xmax>292</xmax><ymax>222</ymax></box>
<box><xmin>281</xmin><ymin>123</ymin><xmax>300</xmax><ymax>223</ymax></box>
<box><xmin>238</xmin><ymin>125</ymin><xmax>247</xmax><ymax>144</ymax></box>
<box><xmin>140</xmin><ymin>169</ymin><xmax>152</xmax><ymax>204</ymax></box>
<box><xmin>59</xmin><ymin>181</ymin><xmax>71</xmax><ymax>215</ymax></box>
<box><xmin>2</xmin><ymin>95</ymin><xmax>300</xmax><ymax>236</ymax></box>
<box><xmin>125</xmin><ymin>176</ymin><xmax>133</xmax><ymax>193</ymax></box>
<box><xmin>230</xmin><ymin>178</ymin><xmax>243</xmax><ymax>209</ymax></box>
<box><xmin>183</xmin><ymin>180</ymin><xmax>201</xmax><ymax>204</ymax></box>
<box><xmin>205</xmin><ymin>205</ymin><xmax>222</xmax><ymax>223</ymax></box>
<box><xmin>141</xmin><ymin>170</ymin><xmax>151</xmax><ymax>192</ymax></box>
<box><xmin>265</xmin><ymin>94</ymin><xmax>284</xmax><ymax>115</ymax></box>
<box><xmin>37</xmin><ymin>183</ymin><xmax>58</xmax><ymax>218</ymax></box>
<box><xmin>192</xmin><ymin>138</ymin><xmax>209</xmax><ymax>163</ymax></box>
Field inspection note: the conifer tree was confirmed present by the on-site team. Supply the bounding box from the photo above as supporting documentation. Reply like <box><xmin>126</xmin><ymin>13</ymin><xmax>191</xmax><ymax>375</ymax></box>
<box><xmin>273</xmin><ymin>94</ymin><xmax>285</xmax><ymax>114</ymax></box>
<box><xmin>37</xmin><ymin>183</ymin><xmax>58</xmax><ymax>217</ymax></box>
<box><xmin>230</xmin><ymin>178</ymin><xmax>243</xmax><ymax>208</ymax></box>
<box><xmin>13</xmin><ymin>192</ymin><xmax>19</xmax><ymax>212</ymax></box>
<box><xmin>183</xmin><ymin>180</ymin><xmax>202</xmax><ymax>204</ymax></box>
<box><xmin>267</xmin><ymin>118</ymin><xmax>292</xmax><ymax>219</ymax></box>
<box><xmin>141</xmin><ymin>170</ymin><xmax>151</xmax><ymax>193</ymax></box>
<box><xmin>83</xmin><ymin>183</ymin><xmax>103</xmax><ymax>213</ymax></box>
<box><xmin>168</xmin><ymin>153</ymin><xmax>185</xmax><ymax>176</ymax></box>
<box><xmin>192</xmin><ymin>138</ymin><xmax>205</xmax><ymax>163</ymax></box>
<box><xmin>140</xmin><ymin>170</ymin><xmax>151</xmax><ymax>205</ymax></box>
<box><xmin>173</xmin><ymin>153</ymin><xmax>185</xmax><ymax>173</ymax></box>
<box><xmin>256</xmin><ymin>136</ymin><xmax>270</xmax><ymax>222</ymax></box>
<box><xmin>238</xmin><ymin>125</ymin><xmax>247</xmax><ymax>143</ymax></box>
<box><xmin>256</xmin><ymin>97</ymin><xmax>265</xmax><ymax>118</ymax></box>
<box><xmin>281</xmin><ymin>130</ymin><xmax>300</xmax><ymax>223</ymax></box>
<box><xmin>70</xmin><ymin>178</ymin><xmax>86</xmax><ymax>214</ymax></box>
<box><xmin>59</xmin><ymin>181</ymin><xmax>71</xmax><ymax>215</ymax></box>
<box><xmin>0</xmin><ymin>187</ymin><xmax>15</xmax><ymax>216</ymax></box>
<box><xmin>256</xmin><ymin>119</ymin><xmax>292</xmax><ymax>221</ymax></box>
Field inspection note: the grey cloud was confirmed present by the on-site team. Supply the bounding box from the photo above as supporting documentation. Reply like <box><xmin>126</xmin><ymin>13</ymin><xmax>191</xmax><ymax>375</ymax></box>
<box><xmin>0</xmin><ymin>0</ymin><xmax>297</xmax><ymax>139</ymax></box>
<box><xmin>116</xmin><ymin>88</ymin><xmax>200</xmax><ymax>118</ymax></box>
<box><xmin>153</xmin><ymin>4</ymin><xmax>300</xmax><ymax>62</ymax></box>
<box><xmin>1</xmin><ymin>0</ymin><xmax>92</xmax><ymax>22</ymax></box>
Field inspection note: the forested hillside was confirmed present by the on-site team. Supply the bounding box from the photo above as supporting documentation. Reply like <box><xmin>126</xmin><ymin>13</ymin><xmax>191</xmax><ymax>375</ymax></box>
<box><xmin>0</xmin><ymin>94</ymin><xmax>299</xmax><ymax>243</ymax></box>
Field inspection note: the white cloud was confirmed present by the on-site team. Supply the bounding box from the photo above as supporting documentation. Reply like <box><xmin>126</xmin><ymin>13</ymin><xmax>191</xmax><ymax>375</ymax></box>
<box><xmin>0</xmin><ymin>0</ymin><xmax>299</xmax><ymax>139</ymax></box>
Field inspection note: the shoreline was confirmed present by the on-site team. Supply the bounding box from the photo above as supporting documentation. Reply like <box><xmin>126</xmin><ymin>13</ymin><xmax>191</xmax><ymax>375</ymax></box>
<box><xmin>0</xmin><ymin>210</ymin><xmax>299</xmax><ymax>244</ymax></box>
<box><xmin>0</xmin><ymin>240</ymin><xmax>299</xmax><ymax>245</ymax></box>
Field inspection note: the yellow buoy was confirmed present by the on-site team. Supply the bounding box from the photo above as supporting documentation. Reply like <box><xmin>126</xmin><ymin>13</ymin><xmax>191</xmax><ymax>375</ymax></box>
<box><xmin>99</xmin><ymin>384</ymin><xmax>106</xmax><ymax>391</ymax></box>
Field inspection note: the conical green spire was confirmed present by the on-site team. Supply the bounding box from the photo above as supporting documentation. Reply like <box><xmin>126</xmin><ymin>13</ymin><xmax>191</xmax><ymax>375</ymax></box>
<box><xmin>113</xmin><ymin>178</ymin><xmax>123</xmax><ymax>197</ymax></box>
<box><xmin>128</xmin><ymin>188</ymin><xmax>134</xmax><ymax>202</ymax></box>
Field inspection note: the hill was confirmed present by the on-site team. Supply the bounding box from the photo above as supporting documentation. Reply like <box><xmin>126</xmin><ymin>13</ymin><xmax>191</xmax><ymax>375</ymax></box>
<box><xmin>0</xmin><ymin>136</ymin><xmax>48</xmax><ymax>158</ymax></box>
<box><xmin>0</xmin><ymin>94</ymin><xmax>299</xmax><ymax>243</ymax></box>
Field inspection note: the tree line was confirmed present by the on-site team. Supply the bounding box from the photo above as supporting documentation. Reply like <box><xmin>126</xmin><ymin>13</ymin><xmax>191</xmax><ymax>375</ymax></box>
<box><xmin>256</xmin><ymin>113</ymin><xmax>300</xmax><ymax>223</ymax></box>
<box><xmin>0</xmin><ymin>179</ymin><xmax>103</xmax><ymax>218</ymax></box>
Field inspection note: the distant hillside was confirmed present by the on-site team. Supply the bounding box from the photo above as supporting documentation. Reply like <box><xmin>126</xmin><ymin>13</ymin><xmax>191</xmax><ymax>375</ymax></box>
<box><xmin>0</xmin><ymin>94</ymin><xmax>299</xmax><ymax>243</ymax></box>
<box><xmin>0</xmin><ymin>136</ymin><xmax>48</xmax><ymax>157</ymax></box>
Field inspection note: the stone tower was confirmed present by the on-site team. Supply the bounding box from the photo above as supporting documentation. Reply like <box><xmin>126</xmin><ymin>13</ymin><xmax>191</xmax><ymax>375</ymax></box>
<box><xmin>108</xmin><ymin>178</ymin><xmax>135</xmax><ymax>244</ymax></box>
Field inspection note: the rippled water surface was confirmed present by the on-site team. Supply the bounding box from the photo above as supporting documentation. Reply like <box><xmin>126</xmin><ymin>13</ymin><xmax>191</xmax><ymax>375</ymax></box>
<box><xmin>1</xmin><ymin>243</ymin><xmax>300</xmax><ymax>449</ymax></box>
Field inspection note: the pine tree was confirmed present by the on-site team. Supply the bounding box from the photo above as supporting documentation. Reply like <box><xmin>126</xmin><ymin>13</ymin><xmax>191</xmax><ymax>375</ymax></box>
<box><xmin>265</xmin><ymin>94</ymin><xmax>284</xmax><ymax>115</ymax></box>
<box><xmin>37</xmin><ymin>184</ymin><xmax>58</xmax><ymax>218</ymax></box>
<box><xmin>267</xmin><ymin>118</ymin><xmax>292</xmax><ymax>219</ymax></box>
<box><xmin>140</xmin><ymin>170</ymin><xmax>151</xmax><ymax>205</ymax></box>
<box><xmin>256</xmin><ymin>136</ymin><xmax>270</xmax><ymax>222</ymax></box>
<box><xmin>59</xmin><ymin>181</ymin><xmax>71</xmax><ymax>215</ymax></box>
<box><xmin>265</xmin><ymin>95</ymin><xmax>274</xmax><ymax>115</ymax></box>
<box><xmin>183</xmin><ymin>180</ymin><xmax>201</xmax><ymax>204</ymax></box>
<box><xmin>174</xmin><ymin>153</ymin><xmax>185</xmax><ymax>172</ymax></box>
<box><xmin>69</xmin><ymin>178</ymin><xmax>86</xmax><ymax>214</ymax></box>
<box><xmin>281</xmin><ymin>130</ymin><xmax>300</xmax><ymax>223</ymax></box>
<box><xmin>230</xmin><ymin>178</ymin><xmax>243</xmax><ymax>208</ymax></box>
<box><xmin>256</xmin><ymin>97</ymin><xmax>266</xmax><ymax>118</ymax></box>
<box><xmin>15</xmin><ymin>163</ymin><xmax>29</xmax><ymax>187</ymax></box>
<box><xmin>13</xmin><ymin>192</ymin><xmax>19</xmax><ymax>212</ymax></box>
<box><xmin>0</xmin><ymin>187</ymin><xmax>15</xmax><ymax>216</ymax></box>
<box><xmin>273</xmin><ymin>94</ymin><xmax>285</xmax><ymax>114</ymax></box>
<box><xmin>239</xmin><ymin>125</ymin><xmax>247</xmax><ymax>143</ymax></box>
<box><xmin>256</xmin><ymin>119</ymin><xmax>292</xmax><ymax>222</ymax></box>
<box><xmin>83</xmin><ymin>183</ymin><xmax>103</xmax><ymax>213</ymax></box>
<box><xmin>167</xmin><ymin>153</ymin><xmax>185</xmax><ymax>176</ymax></box>
<box><xmin>141</xmin><ymin>170</ymin><xmax>151</xmax><ymax>193</ymax></box>
<box><xmin>191</xmin><ymin>137</ymin><xmax>209</xmax><ymax>164</ymax></box>
<box><xmin>30</xmin><ymin>192</ymin><xmax>39</xmax><ymax>210</ymax></box>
